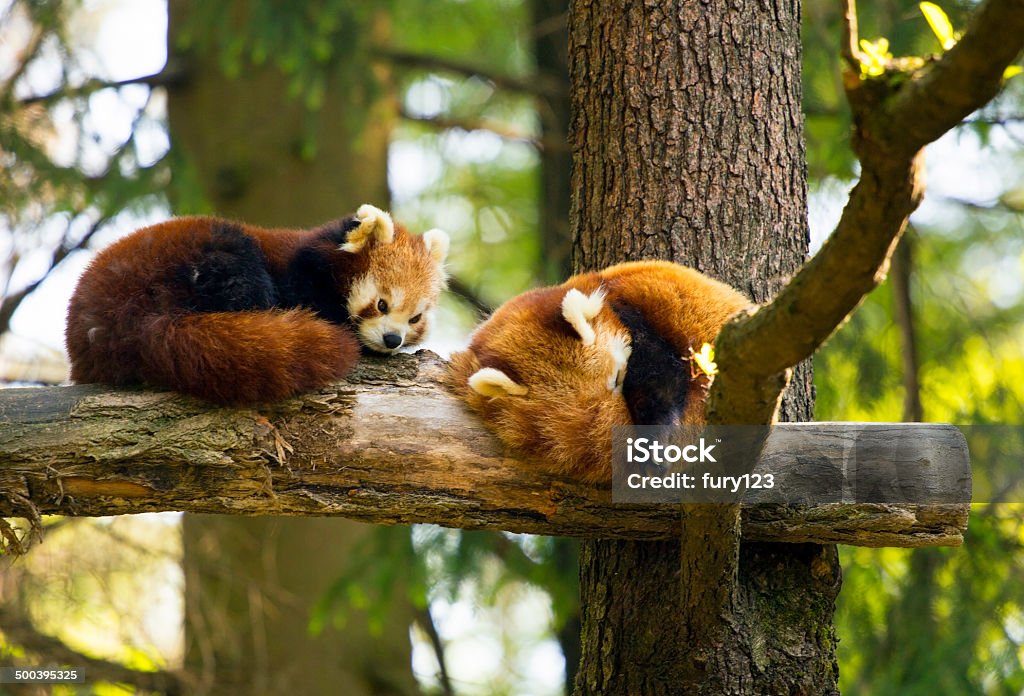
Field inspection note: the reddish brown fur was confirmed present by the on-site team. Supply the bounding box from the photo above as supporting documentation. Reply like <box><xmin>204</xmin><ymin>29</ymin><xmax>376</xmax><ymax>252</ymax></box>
<box><xmin>133</xmin><ymin>310</ymin><xmax>358</xmax><ymax>404</ymax></box>
<box><xmin>449</xmin><ymin>261</ymin><xmax>751</xmax><ymax>483</ymax></box>
<box><xmin>66</xmin><ymin>214</ymin><xmax>443</xmax><ymax>405</ymax></box>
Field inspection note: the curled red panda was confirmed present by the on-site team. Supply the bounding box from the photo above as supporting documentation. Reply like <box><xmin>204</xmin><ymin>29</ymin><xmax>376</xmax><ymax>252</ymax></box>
<box><xmin>448</xmin><ymin>261</ymin><xmax>750</xmax><ymax>483</ymax></box>
<box><xmin>66</xmin><ymin>205</ymin><xmax>449</xmax><ymax>405</ymax></box>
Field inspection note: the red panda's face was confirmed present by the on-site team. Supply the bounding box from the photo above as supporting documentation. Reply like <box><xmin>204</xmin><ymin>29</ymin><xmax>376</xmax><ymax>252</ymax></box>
<box><xmin>342</xmin><ymin>205</ymin><xmax>448</xmax><ymax>353</ymax></box>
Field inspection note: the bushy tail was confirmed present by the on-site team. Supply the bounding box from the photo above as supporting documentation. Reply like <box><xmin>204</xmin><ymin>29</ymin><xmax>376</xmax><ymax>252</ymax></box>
<box><xmin>135</xmin><ymin>309</ymin><xmax>359</xmax><ymax>405</ymax></box>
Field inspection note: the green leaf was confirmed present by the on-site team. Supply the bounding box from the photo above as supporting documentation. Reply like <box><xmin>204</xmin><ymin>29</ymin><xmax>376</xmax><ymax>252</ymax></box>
<box><xmin>920</xmin><ymin>2</ymin><xmax>957</xmax><ymax>50</ymax></box>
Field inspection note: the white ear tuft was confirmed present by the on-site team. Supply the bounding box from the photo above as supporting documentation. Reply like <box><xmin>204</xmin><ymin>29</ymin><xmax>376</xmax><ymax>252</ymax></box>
<box><xmin>606</xmin><ymin>332</ymin><xmax>632</xmax><ymax>392</ymax></box>
<box><xmin>422</xmin><ymin>228</ymin><xmax>450</xmax><ymax>264</ymax></box>
<box><xmin>561</xmin><ymin>287</ymin><xmax>606</xmax><ymax>346</ymax></box>
<box><xmin>341</xmin><ymin>204</ymin><xmax>396</xmax><ymax>253</ymax></box>
<box><xmin>468</xmin><ymin>367</ymin><xmax>528</xmax><ymax>397</ymax></box>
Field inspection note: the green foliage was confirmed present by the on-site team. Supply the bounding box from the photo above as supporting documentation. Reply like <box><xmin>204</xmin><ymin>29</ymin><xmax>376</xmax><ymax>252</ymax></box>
<box><xmin>818</xmin><ymin>211</ymin><xmax>1024</xmax><ymax>691</ymax></box>
<box><xmin>0</xmin><ymin>1</ymin><xmax>176</xmax><ymax>344</ymax></box>
<box><xmin>392</xmin><ymin>0</ymin><xmax>531</xmax><ymax>74</ymax></box>
<box><xmin>0</xmin><ymin>517</ymin><xmax>182</xmax><ymax>679</ymax></box>
<box><xmin>386</xmin><ymin>0</ymin><xmax>542</xmax><ymax>306</ymax></box>
<box><xmin>810</xmin><ymin>5</ymin><xmax>1024</xmax><ymax>675</ymax></box>
<box><xmin>173</xmin><ymin>1</ymin><xmax>388</xmax><ymax>149</ymax></box>
<box><xmin>175</xmin><ymin>2</ymin><xmax>375</xmax><ymax>95</ymax></box>
<box><xmin>855</xmin><ymin>2</ymin><xmax>1021</xmax><ymax>81</ymax></box>
<box><xmin>311</xmin><ymin>526</ymin><xmax>578</xmax><ymax>640</ymax></box>
<box><xmin>801</xmin><ymin>0</ymin><xmax>1023</xmax><ymax>177</ymax></box>
<box><xmin>310</xmin><ymin>526</ymin><xmax>426</xmax><ymax>636</ymax></box>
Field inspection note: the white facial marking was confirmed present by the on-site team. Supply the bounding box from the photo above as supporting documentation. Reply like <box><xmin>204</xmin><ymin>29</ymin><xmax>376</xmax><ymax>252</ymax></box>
<box><xmin>469</xmin><ymin>367</ymin><xmax>529</xmax><ymax>397</ymax></box>
<box><xmin>350</xmin><ymin>284</ymin><xmax>431</xmax><ymax>353</ymax></box>
<box><xmin>347</xmin><ymin>275</ymin><xmax>378</xmax><ymax>317</ymax></box>
<box><xmin>358</xmin><ymin>316</ymin><xmax>402</xmax><ymax>353</ymax></box>
<box><xmin>561</xmin><ymin>287</ymin><xmax>606</xmax><ymax>346</ymax></box>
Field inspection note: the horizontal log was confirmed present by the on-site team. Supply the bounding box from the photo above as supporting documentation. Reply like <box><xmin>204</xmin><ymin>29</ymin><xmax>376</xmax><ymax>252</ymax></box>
<box><xmin>0</xmin><ymin>353</ymin><xmax>969</xmax><ymax>547</ymax></box>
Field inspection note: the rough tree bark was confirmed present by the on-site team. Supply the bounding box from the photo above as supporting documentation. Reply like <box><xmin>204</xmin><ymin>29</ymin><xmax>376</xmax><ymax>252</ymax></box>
<box><xmin>165</xmin><ymin>4</ymin><xmax>418</xmax><ymax>694</ymax></box>
<box><xmin>568</xmin><ymin>0</ymin><xmax>840</xmax><ymax>693</ymax></box>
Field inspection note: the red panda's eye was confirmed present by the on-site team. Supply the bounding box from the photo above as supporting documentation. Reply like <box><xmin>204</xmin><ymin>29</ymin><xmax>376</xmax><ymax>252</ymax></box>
<box><xmin>377</xmin><ymin>299</ymin><xmax>388</xmax><ymax>314</ymax></box>
<box><xmin>409</xmin><ymin>314</ymin><xmax>422</xmax><ymax>325</ymax></box>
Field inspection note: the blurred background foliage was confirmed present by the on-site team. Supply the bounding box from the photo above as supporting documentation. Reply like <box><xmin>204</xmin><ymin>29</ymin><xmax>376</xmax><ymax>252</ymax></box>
<box><xmin>0</xmin><ymin>0</ymin><xmax>1022</xmax><ymax>694</ymax></box>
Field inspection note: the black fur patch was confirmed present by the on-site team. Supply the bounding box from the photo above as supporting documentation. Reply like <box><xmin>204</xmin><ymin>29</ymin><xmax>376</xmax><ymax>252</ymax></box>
<box><xmin>314</xmin><ymin>216</ymin><xmax>361</xmax><ymax>246</ymax></box>
<box><xmin>610</xmin><ymin>302</ymin><xmax>690</xmax><ymax>427</ymax></box>
<box><xmin>274</xmin><ymin>218</ymin><xmax>362</xmax><ymax>324</ymax></box>
<box><xmin>281</xmin><ymin>244</ymin><xmax>349</xmax><ymax>324</ymax></box>
<box><xmin>177</xmin><ymin>223</ymin><xmax>277</xmax><ymax>312</ymax></box>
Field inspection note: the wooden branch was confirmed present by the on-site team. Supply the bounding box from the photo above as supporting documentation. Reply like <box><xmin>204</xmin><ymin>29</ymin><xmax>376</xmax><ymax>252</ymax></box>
<box><xmin>377</xmin><ymin>48</ymin><xmax>565</xmax><ymax>99</ymax></box>
<box><xmin>16</xmin><ymin>63</ymin><xmax>188</xmax><ymax>107</ymax></box>
<box><xmin>0</xmin><ymin>215</ymin><xmax>108</xmax><ymax>335</ymax></box>
<box><xmin>445</xmin><ymin>275</ymin><xmax>494</xmax><ymax>317</ymax></box>
<box><xmin>840</xmin><ymin>0</ymin><xmax>862</xmax><ymax>73</ymax></box>
<box><xmin>705</xmin><ymin>0</ymin><xmax>1024</xmax><ymax>426</ymax></box>
<box><xmin>397</xmin><ymin>106</ymin><xmax>569</xmax><ymax>153</ymax></box>
<box><xmin>0</xmin><ymin>353</ymin><xmax>969</xmax><ymax>547</ymax></box>
<box><xmin>401</xmin><ymin>109</ymin><xmax>538</xmax><ymax>145</ymax></box>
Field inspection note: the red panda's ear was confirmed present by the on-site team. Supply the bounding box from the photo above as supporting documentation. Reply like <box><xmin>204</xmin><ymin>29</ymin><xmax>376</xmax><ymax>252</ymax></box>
<box><xmin>468</xmin><ymin>367</ymin><xmax>528</xmax><ymax>397</ymax></box>
<box><xmin>561</xmin><ymin>287</ymin><xmax>606</xmax><ymax>346</ymax></box>
<box><xmin>422</xmin><ymin>228</ymin><xmax>450</xmax><ymax>264</ymax></box>
<box><xmin>341</xmin><ymin>204</ymin><xmax>395</xmax><ymax>253</ymax></box>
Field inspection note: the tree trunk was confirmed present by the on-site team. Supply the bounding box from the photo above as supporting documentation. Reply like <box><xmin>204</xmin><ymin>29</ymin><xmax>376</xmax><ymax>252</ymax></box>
<box><xmin>568</xmin><ymin>0</ymin><xmax>840</xmax><ymax>693</ymax></box>
<box><xmin>165</xmin><ymin>4</ymin><xmax>418</xmax><ymax>694</ymax></box>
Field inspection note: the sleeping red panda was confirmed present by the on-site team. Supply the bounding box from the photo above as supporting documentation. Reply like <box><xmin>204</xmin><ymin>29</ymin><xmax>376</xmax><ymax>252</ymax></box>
<box><xmin>448</xmin><ymin>261</ymin><xmax>751</xmax><ymax>483</ymax></box>
<box><xmin>66</xmin><ymin>205</ymin><xmax>449</xmax><ymax>405</ymax></box>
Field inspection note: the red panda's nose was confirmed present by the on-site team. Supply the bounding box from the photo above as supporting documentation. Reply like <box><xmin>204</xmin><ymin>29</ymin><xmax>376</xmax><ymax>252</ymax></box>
<box><xmin>383</xmin><ymin>333</ymin><xmax>403</xmax><ymax>349</ymax></box>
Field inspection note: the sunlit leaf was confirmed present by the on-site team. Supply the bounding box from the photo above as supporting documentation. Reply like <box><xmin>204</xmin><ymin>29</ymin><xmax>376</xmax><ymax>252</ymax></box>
<box><xmin>859</xmin><ymin>38</ymin><xmax>892</xmax><ymax>77</ymax></box>
<box><xmin>920</xmin><ymin>2</ymin><xmax>958</xmax><ymax>50</ymax></box>
<box><xmin>691</xmin><ymin>342</ymin><xmax>718</xmax><ymax>377</ymax></box>
<box><xmin>1004</xmin><ymin>65</ymin><xmax>1023</xmax><ymax>80</ymax></box>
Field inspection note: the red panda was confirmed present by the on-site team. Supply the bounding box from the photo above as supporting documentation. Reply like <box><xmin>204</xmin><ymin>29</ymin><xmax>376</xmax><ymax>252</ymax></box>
<box><xmin>448</xmin><ymin>261</ymin><xmax>750</xmax><ymax>483</ymax></box>
<box><xmin>66</xmin><ymin>204</ymin><xmax>449</xmax><ymax>405</ymax></box>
